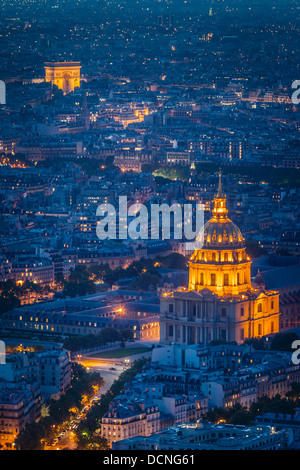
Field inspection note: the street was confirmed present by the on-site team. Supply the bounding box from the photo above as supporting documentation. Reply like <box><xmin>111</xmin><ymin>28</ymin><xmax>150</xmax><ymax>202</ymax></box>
<box><xmin>48</xmin><ymin>344</ymin><xmax>153</xmax><ymax>450</ymax></box>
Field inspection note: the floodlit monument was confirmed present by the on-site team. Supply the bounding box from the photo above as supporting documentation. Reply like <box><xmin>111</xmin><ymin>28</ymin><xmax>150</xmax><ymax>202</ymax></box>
<box><xmin>44</xmin><ymin>61</ymin><xmax>81</xmax><ymax>94</ymax></box>
<box><xmin>160</xmin><ymin>174</ymin><xmax>280</xmax><ymax>345</ymax></box>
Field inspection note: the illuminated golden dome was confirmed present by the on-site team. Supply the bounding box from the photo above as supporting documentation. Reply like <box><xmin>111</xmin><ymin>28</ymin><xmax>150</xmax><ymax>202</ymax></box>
<box><xmin>202</xmin><ymin>218</ymin><xmax>244</xmax><ymax>248</ymax></box>
<box><xmin>189</xmin><ymin>172</ymin><xmax>251</xmax><ymax>296</ymax></box>
<box><xmin>198</xmin><ymin>172</ymin><xmax>245</xmax><ymax>248</ymax></box>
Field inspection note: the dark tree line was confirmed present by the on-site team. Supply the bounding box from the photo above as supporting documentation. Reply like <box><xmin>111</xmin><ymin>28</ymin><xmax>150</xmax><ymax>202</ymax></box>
<box><xmin>60</xmin><ymin>252</ymin><xmax>188</xmax><ymax>298</ymax></box>
<box><xmin>14</xmin><ymin>363</ymin><xmax>104</xmax><ymax>450</ymax></box>
<box><xmin>62</xmin><ymin>327</ymin><xmax>133</xmax><ymax>353</ymax></box>
<box><xmin>202</xmin><ymin>390</ymin><xmax>300</xmax><ymax>427</ymax></box>
<box><xmin>74</xmin><ymin>357</ymin><xmax>149</xmax><ymax>450</ymax></box>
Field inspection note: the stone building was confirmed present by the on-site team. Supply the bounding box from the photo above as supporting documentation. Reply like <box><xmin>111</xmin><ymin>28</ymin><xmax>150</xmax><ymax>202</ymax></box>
<box><xmin>44</xmin><ymin>61</ymin><xmax>81</xmax><ymax>94</ymax></box>
<box><xmin>160</xmin><ymin>174</ymin><xmax>280</xmax><ymax>345</ymax></box>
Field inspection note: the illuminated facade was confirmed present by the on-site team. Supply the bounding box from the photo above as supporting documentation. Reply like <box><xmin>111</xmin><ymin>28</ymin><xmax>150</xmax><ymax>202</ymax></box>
<box><xmin>44</xmin><ymin>61</ymin><xmax>81</xmax><ymax>94</ymax></box>
<box><xmin>160</xmin><ymin>174</ymin><xmax>280</xmax><ymax>345</ymax></box>
<box><xmin>188</xmin><ymin>175</ymin><xmax>251</xmax><ymax>297</ymax></box>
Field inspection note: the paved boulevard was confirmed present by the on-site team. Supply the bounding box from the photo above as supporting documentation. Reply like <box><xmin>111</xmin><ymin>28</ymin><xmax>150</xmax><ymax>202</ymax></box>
<box><xmin>47</xmin><ymin>343</ymin><xmax>154</xmax><ymax>450</ymax></box>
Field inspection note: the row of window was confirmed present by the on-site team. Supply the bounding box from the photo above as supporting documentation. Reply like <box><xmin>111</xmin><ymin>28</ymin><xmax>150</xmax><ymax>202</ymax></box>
<box><xmin>196</xmin><ymin>272</ymin><xmax>245</xmax><ymax>286</ymax></box>
<box><xmin>198</xmin><ymin>251</ymin><xmax>244</xmax><ymax>262</ymax></box>
<box><xmin>169</xmin><ymin>301</ymin><xmax>275</xmax><ymax>316</ymax></box>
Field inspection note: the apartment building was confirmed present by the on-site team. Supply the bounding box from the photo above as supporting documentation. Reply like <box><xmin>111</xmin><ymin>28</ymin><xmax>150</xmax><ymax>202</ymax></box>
<box><xmin>0</xmin><ymin>380</ymin><xmax>42</xmax><ymax>448</ymax></box>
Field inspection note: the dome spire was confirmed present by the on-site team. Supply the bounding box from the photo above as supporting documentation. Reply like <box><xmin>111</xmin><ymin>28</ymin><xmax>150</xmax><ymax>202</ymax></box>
<box><xmin>217</xmin><ymin>169</ymin><xmax>223</xmax><ymax>197</ymax></box>
<box><xmin>212</xmin><ymin>169</ymin><xmax>228</xmax><ymax>219</ymax></box>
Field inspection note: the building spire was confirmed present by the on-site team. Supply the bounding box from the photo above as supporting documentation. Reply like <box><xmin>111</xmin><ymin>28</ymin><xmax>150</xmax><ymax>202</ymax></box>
<box><xmin>217</xmin><ymin>169</ymin><xmax>223</xmax><ymax>197</ymax></box>
<box><xmin>212</xmin><ymin>169</ymin><xmax>228</xmax><ymax>219</ymax></box>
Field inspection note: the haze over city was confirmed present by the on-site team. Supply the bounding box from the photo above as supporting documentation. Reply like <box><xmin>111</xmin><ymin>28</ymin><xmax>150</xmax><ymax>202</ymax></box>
<box><xmin>0</xmin><ymin>0</ymin><xmax>299</xmax><ymax>456</ymax></box>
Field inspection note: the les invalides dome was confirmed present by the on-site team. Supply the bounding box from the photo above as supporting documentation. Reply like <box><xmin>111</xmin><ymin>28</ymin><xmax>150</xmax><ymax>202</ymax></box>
<box><xmin>159</xmin><ymin>172</ymin><xmax>281</xmax><ymax>346</ymax></box>
<box><xmin>189</xmin><ymin>173</ymin><xmax>252</xmax><ymax>296</ymax></box>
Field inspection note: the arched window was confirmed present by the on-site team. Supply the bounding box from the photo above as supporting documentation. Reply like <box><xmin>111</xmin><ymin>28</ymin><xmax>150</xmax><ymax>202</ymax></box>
<box><xmin>258</xmin><ymin>324</ymin><xmax>262</xmax><ymax>336</ymax></box>
<box><xmin>224</xmin><ymin>252</ymin><xmax>228</xmax><ymax>262</ymax></box>
<box><xmin>211</xmin><ymin>273</ymin><xmax>216</xmax><ymax>286</ymax></box>
<box><xmin>224</xmin><ymin>274</ymin><xmax>229</xmax><ymax>286</ymax></box>
<box><xmin>257</xmin><ymin>303</ymin><xmax>262</xmax><ymax>313</ymax></box>
<box><xmin>212</xmin><ymin>252</ymin><xmax>216</xmax><ymax>261</ymax></box>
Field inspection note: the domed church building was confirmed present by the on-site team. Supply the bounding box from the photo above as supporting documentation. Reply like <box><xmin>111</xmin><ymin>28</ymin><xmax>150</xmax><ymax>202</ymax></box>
<box><xmin>160</xmin><ymin>174</ymin><xmax>280</xmax><ymax>345</ymax></box>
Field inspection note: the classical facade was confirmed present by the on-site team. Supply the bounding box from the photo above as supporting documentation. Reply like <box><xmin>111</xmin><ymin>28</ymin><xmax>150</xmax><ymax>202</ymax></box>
<box><xmin>44</xmin><ymin>61</ymin><xmax>81</xmax><ymax>94</ymax></box>
<box><xmin>160</xmin><ymin>174</ymin><xmax>280</xmax><ymax>345</ymax></box>
<box><xmin>101</xmin><ymin>403</ymin><xmax>161</xmax><ymax>447</ymax></box>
